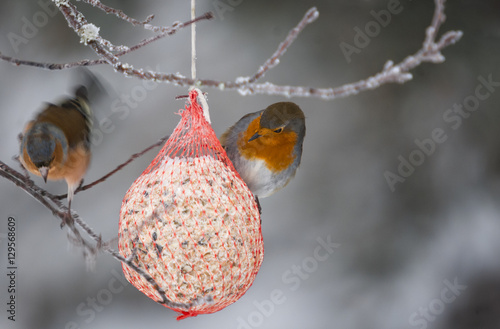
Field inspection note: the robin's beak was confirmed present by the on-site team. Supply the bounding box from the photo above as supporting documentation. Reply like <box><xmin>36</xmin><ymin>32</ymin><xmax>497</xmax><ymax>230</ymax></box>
<box><xmin>38</xmin><ymin>167</ymin><xmax>49</xmax><ymax>183</ymax></box>
<box><xmin>248</xmin><ymin>132</ymin><xmax>262</xmax><ymax>142</ymax></box>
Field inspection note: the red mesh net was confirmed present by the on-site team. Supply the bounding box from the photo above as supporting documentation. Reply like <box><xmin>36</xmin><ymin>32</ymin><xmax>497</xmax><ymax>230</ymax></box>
<box><xmin>118</xmin><ymin>89</ymin><xmax>264</xmax><ymax>320</ymax></box>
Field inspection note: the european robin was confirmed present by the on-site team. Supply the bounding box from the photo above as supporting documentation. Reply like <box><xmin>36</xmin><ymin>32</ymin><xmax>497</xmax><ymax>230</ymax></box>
<box><xmin>220</xmin><ymin>102</ymin><xmax>305</xmax><ymax>198</ymax></box>
<box><xmin>19</xmin><ymin>84</ymin><xmax>93</xmax><ymax>224</ymax></box>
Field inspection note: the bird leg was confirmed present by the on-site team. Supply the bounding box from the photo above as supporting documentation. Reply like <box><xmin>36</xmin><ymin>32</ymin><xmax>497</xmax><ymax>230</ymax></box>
<box><xmin>61</xmin><ymin>199</ymin><xmax>75</xmax><ymax>228</ymax></box>
<box><xmin>255</xmin><ymin>196</ymin><xmax>262</xmax><ymax>218</ymax></box>
<box><xmin>75</xmin><ymin>179</ymin><xmax>85</xmax><ymax>193</ymax></box>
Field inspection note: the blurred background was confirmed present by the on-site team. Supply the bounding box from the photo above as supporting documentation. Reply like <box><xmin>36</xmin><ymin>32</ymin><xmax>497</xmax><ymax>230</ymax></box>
<box><xmin>1</xmin><ymin>1</ymin><xmax>500</xmax><ymax>328</ymax></box>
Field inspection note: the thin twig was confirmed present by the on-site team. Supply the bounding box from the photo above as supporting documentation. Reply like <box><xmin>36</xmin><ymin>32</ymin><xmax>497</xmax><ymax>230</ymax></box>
<box><xmin>55</xmin><ymin>134</ymin><xmax>170</xmax><ymax>200</ymax></box>
<box><xmin>80</xmin><ymin>134</ymin><xmax>169</xmax><ymax>191</ymax></box>
<box><xmin>243</xmin><ymin>7</ymin><xmax>319</xmax><ymax>84</ymax></box>
<box><xmin>425</xmin><ymin>0</ymin><xmax>446</xmax><ymax>50</ymax></box>
<box><xmin>82</xmin><ymin>0</ymin><xmax>155</xmax><ymax>26</ymax></box>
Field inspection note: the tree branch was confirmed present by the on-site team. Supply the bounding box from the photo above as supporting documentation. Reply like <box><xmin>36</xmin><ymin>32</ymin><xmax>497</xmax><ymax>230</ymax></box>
<box><xmin>0</xmin><ymin>0</ymin><xmax>462</xmax><ymax>100</ymax></box>
<box><xmin>0</xmin><ymin>11</ymin><xmax>213</xmax><ymax>70</ymax></box>
<box><xmin>241</xmin><ymin>7</ymin><xmax>319</xmax><ymax>85</ymax></box>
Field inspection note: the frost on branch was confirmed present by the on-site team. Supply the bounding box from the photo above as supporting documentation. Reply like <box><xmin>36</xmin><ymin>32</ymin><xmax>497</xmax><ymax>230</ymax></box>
<box><xmin>53</xmin><ymin>0</ymin><xmax>68</xmax><ymax>7</ymax></box>
<box><xmin>78</xmin><ymin>23</ymin><xmax>100</xmax><ymax>45</ymax></box>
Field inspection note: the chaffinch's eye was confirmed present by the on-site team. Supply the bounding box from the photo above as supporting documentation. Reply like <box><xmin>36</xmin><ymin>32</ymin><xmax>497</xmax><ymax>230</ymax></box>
<box><xmin>273</xmin><ymin>127</ymin><xmax>284</xmax><ymax>133</ymax></box>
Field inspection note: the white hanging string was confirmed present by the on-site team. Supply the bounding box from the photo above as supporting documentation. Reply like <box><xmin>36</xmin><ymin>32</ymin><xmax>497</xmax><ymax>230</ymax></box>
<box><xmin>191</xmin><ymin>0</ymin><xmax>196</xmax><ymax>81</ymax></box>
<box><xmin>190</xmin><ymin>0</ymin><xmax>211</xmax><ymax>123</ymax></box>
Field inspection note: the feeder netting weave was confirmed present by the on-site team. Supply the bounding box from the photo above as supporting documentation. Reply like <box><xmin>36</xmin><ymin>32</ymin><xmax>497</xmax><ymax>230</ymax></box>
<box><xmin>118</xmin><ymin>89</ymin><xmax>264</xmax><ymax>319</ymax></box>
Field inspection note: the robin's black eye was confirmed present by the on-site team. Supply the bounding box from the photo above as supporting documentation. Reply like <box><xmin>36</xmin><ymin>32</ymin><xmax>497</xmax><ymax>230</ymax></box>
<box><xmin>274</xmin><ymin>127</ymin><xmax>284</xmax><ymax>133</ymax></box>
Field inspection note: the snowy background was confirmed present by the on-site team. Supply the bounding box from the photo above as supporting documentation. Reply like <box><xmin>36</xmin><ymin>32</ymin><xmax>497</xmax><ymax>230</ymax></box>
<box><xmin>1</xmin><ymin>1</ymin><xmax>500</xmax><ymax>329</ymax></box>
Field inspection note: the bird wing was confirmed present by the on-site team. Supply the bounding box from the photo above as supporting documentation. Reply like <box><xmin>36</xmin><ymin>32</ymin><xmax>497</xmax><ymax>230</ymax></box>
<box><xmin>34</xmin><ymin>101</ymin><xmax>92</xmax><ymax>150</ymax></box>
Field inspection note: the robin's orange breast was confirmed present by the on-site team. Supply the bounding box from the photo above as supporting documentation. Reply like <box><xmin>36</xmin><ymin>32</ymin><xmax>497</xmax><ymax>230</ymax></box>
<box><xmin>237</xmin><ymin>116</ymin><xmax>297</xmax><ymax>172</ymax></box>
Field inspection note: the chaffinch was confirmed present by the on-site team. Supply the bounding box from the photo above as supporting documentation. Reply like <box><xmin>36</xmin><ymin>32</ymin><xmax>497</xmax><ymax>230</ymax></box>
<box><xmin>20</xmin><ymin>84</ymin><xmax>93</xmax><ymax>225</ymax></box>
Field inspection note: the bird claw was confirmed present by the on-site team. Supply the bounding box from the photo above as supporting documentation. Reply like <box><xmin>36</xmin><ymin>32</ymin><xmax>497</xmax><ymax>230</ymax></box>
<box><xmin>76</xmin><ymin>179</ymin><xmax>84</xmax><ymax>192</ymax></box>
<box><xmin>254</xmin><ymin>196</ymin><xmax>262</xmax><ymax>222</ymax></box>
<box><xmin>60</xmin><ymin>210</ymin><xmax>74</xmax><ymax>229</ymax></box>
<box><xmin>96</xmin><ymin>234</ymin><xmax>104</xmax><ymax>250</ymax></box>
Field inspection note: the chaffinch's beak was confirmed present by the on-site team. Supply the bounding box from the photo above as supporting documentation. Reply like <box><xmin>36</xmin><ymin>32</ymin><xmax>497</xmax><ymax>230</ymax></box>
<box><xmin>38</xmin><ymin>167</ymin><xmax>49</xmax><ymax>183</ymax></box>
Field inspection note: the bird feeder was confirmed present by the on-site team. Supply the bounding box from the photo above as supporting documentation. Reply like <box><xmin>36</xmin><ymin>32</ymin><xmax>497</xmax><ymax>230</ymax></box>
<box><xmin>118</xmin><ymin>89</ymin><xmax>264</xmax><ymax>319</ymax></box>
